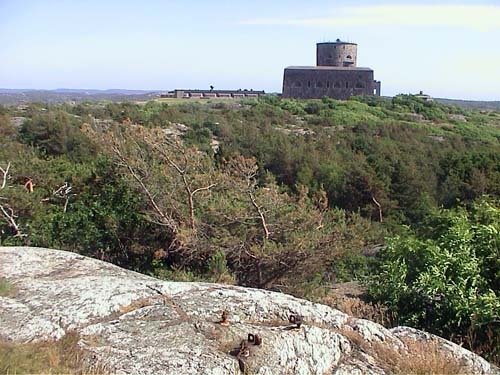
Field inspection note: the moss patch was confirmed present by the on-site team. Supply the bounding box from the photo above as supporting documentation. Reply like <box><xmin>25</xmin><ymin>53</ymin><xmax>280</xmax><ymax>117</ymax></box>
<box><xmin>0</xmin><ymin>332</ymin><xmax>106</xmax><ymax>374</ymax></box>
<box><xmin>0</xmin><ymin>278</ymin><xmax>15</xmax><ymax>297</ymax></box>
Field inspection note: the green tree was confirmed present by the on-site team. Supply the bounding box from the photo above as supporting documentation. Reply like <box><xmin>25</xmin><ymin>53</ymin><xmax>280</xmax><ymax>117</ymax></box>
<box><xmin>19</xmin><ymin>110</ymin><xmax>95</xmax><ymax>160</ymax></box>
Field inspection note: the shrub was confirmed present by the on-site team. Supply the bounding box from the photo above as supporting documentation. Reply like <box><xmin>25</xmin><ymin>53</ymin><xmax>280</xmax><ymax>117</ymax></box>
<box><xmin>368</xmin><ymin>200</ymin><xmax>500</xmax><ymax>362</ymax></box>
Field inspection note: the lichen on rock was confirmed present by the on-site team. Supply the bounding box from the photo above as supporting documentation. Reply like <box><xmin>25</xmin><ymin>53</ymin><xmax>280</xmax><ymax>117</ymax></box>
<box><xmin>0</xmin><ymin>247</ymin><xmax>497</xmax><ymax>375</ymax></box>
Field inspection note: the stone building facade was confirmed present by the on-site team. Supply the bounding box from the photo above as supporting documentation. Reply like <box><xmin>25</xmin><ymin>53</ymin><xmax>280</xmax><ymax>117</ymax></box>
<box><xmin>162</xmin><ymin>89</ymin><xmax>265</xmax><ymax>99</ymax></box>
<box><xmin>282</xmin><ymin>40</ymin><xmax>381</xmax><ymax>100</ymax></box>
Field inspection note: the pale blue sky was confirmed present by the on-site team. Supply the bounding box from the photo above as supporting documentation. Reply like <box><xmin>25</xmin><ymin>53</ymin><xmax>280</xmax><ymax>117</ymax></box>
<box><xmin>1</xmin><ymin>0</ymin><xmax>499</xmax><ymax>100</ymax></box>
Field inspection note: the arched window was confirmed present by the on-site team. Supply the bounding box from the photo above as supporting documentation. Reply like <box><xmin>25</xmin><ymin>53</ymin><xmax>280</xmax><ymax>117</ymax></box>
<box><xmin>345</xmin><ymin>81</ymin><xmax>349</xmax><ymax>88</ymax></box>
<box><xmin>308</xmin><ymin>81</ymin><xmax>311</xmax><ymax>88</ymax></box>
<box><xmin>326</xmin><ymin>81</ymin><xmax>330</xmax><ymax>88</ymax></box>
<box><xmin>346</xmin><ymin>55</ymin><xmax>352</xmax><ymax>59</ymax></box>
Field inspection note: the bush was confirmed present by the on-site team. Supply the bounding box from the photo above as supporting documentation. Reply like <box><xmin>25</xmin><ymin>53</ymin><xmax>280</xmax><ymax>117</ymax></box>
<box><xmin>368</xmin><ymin>199</ymin><xmax>500</xmax><ymax>362</ymax></box>
<box><xmin>19</xmin><ymin>111</ymin><xmax>95</xmax><ymax>160</ymax></box>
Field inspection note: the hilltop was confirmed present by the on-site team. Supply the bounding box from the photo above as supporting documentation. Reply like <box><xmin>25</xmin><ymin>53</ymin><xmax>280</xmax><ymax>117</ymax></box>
<box><xmin>0</xmin><ymin>95</ymin><xmax>498</xmax><ymax>365</ymax></box>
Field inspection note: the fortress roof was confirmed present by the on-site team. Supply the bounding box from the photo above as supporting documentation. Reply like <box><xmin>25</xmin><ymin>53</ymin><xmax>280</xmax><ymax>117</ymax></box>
<box><xmin>317</xmin><ymin>41</ymin><xmax>357</xmax><ymax>45</ymax></box>
<box><xmin>285</xmin><ymin>66</ymin><xmax>372</xmax><ymax>71</ymax></box>
<box><xmin>173</xmin><ymin>89</ymin><xmax>265</xmax><ymax>94</ymax></box>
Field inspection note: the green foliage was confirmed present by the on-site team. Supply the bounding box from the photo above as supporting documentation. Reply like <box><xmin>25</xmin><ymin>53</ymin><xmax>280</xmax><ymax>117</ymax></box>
<box><xmin>368</xmin><ymin>200</ymin><xmax>499</xmax><ymax>359</ymax></box>
<box><xmin>331</xmin><ymin>253</ymin><xmax>373</xmax><ymax>283</ymax></box>
<box><xmin>184</xmin><ymin>123</ymin><xmax>213</xmax><ymax>153</ymax></box>
<box><xmin>18</xmin><ymin>111</ymin><xmax>95</xmax><ymax>160</ymax></box>
<box><xmin>150</xmin><ymin>260</ymin><xmax>204</xmax><ymax>282</ymax></box>
<box><xmin>32</xmin><ymin>159</ymin><xmax>163</xmax><ymax>269</ymax></box>
<box><xmin>391</xmin><ymin>94</ymin><xmax>448</xmax><ymax>121</ymax></box>
<box><xmin>208</xmin><ymin>250</ymin><xmax>235</xmax><ymax>284</ymax></box>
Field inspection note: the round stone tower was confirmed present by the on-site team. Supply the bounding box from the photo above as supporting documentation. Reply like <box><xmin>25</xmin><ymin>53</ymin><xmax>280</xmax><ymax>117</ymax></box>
<box><xmin>317</xmin><ymin>39</ymin><xmax>357</xmax><ymax>67</ymax></box>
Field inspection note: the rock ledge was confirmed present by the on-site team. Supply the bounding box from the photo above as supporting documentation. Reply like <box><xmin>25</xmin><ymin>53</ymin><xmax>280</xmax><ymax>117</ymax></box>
<box><xmin>0</xmin><ymin>247</ymin><xmax>497</xmax><ymax>374</ymax></box>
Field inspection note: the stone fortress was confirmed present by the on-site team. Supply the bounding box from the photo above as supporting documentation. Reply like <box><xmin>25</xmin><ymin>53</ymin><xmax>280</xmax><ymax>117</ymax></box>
<box><xmin>282</xmin><ymin>39</ymin><xmax>381</xmax><ymax>100</ymax></box>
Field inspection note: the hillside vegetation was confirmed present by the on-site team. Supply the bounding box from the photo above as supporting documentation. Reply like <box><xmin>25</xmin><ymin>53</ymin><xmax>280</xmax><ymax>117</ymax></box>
<box><xmin>0</xmin><ymin>95</ymin><xmax>498</xmax><ymax>363</ymax></box>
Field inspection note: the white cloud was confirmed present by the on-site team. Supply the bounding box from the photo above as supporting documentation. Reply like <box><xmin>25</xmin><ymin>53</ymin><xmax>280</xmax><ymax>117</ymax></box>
<box><xmin>241</xmin><ymin>5</ymin><xmax>500</xmax><ymax>32</ymax></box>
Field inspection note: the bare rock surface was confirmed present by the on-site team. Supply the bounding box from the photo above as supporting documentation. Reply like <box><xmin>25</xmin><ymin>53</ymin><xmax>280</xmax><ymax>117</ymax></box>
<box><xmin>0</xmin><ymin>246</ymin><xmax>497</xmax><ymax>375</ymax></box>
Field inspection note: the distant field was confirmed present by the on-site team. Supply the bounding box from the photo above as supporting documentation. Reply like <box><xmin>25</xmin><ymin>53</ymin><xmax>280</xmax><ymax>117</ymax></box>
<box><xmin>435</xmin><ymin>98</ymin><xmax>500</xmax><ymax>111</ymax></box>
<box><xmin>0</xmin><ymin>89</ymin><xmax>158</xmax><ymax>105</ymax></box>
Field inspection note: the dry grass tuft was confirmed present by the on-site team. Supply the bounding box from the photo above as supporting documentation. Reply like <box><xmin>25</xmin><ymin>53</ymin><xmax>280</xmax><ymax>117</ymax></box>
<box><xmin>0</xmin><ymin>332</ymin><xmax>107</xmax><ymax>374</ymax></box>
<box><xmin>321</xmin><ymin>293</ymin><xmax>396</xmax><ymax>327</ymax></box>
<box><xmin>399</xmin><ymin>339</ymin><xmax>467</xmax><ymax>375</ymax></box>
<box><xmin>338</xmin><ymin>327</ymin><xmax>466</xmax><ymax>375</ymax></box>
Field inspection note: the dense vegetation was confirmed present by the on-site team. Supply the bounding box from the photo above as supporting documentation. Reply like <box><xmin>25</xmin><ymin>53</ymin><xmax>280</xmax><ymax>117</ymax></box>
<box><xmin>0</xmin><ymin>95</ymin><xmax>498</xmax><ymax>362</ymax></box>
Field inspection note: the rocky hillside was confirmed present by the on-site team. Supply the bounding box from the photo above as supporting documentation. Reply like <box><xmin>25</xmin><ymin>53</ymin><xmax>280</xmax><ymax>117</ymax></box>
<box><xmin>0</xmin><ymin>247</ymin><xmax>497</xmax><ymax>375</ymax></box>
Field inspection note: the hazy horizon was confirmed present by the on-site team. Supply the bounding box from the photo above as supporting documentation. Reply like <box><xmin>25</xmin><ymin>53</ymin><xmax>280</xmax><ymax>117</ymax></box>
<box><xmin>1</xmin><ymin>0</ymin><xmax>499</xmax><ymax>101</ymax></box>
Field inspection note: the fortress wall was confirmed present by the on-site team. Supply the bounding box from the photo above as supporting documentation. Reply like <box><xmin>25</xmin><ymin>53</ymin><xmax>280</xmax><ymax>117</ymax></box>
<box><xmin>282</xmin><ymin>68</ymin><xmax>374</xmax><ymax>99</ymax></box>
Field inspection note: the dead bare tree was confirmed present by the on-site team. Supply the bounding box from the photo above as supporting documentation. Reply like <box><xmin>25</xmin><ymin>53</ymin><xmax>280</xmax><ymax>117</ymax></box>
<box><xmin>0</xmin><ymin>162</ymin><xmax>24</xmax><ymax>237</ymax></box>
<box><xmin>53</xmin><ymin>182</ymin><xmax>76</xmax><ymax>213</ymax></box>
